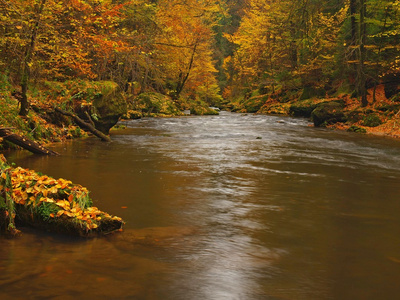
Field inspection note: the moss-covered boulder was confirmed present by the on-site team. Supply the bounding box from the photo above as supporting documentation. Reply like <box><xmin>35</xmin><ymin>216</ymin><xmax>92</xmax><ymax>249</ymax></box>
<box><xmin>91</xmin><ymin>82</ymin><xmax>127</xmax><ymax>134</ymax></box>
<box><xmin>289</xmin><ymin>99</ymin><xmax>325</xmax><ymax>118</ymax></box>
<box><xmin>311</xmin><ymin>100</ymin><xmax>346</xmax><ymax>127</ymax></box>
<box><xmin>188</xmin><ymin>99</ymin><xmax>219</xmax><ymax>115</ymax></box>
<box><xmin>41</xmin><ymin>80</ymin><xmax>127</xmax><ymax>135</ymax></box>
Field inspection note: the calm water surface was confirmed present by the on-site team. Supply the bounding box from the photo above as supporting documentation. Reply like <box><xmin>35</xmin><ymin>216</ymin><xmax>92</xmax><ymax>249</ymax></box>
<box><xmin>2</xmin><ymin>112</ymin><xmax>400</xmax><ymax>299</ymax></box>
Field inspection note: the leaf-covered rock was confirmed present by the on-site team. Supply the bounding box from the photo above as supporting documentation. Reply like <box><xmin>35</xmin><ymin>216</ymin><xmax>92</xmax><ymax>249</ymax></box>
<box><xmin>0</xmin><ymin>155</ymin><xmax>124</xmax><ymax>237</ymax></box>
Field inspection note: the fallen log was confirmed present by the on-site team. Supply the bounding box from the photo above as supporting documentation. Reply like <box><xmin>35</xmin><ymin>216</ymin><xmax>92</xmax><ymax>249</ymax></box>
<box><xmin>55</xmin><ymin>107</ymin><xmax>112</xmax><ymax>142</ymax></box>
<box><xmin>0</xmin><ymin>127</ymin><xmax>59</xmax><ymax>155</ymax></box>
<box><xmin>0</xmin><ymin>155</ymin><xmax>124</xmax><ymax>237</ymax></box>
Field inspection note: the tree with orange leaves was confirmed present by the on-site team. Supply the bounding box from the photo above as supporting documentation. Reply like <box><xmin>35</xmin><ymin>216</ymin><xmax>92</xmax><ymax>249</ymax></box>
<box><xmin>154</xmin><ymin>0</ymin><xmax>224</xmax><ymax>102</ymax></box>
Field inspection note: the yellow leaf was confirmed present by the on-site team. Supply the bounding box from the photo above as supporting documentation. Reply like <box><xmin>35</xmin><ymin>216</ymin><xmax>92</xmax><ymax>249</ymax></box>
<box><xmin>56</xmin><ymin>200</ymin><xmax>69</xmax><ymax>209</ymax></box>
<box><xmin>64</xmin><ymin>212</ymin><xmax>74</xmax><ymax>217</ymax></box>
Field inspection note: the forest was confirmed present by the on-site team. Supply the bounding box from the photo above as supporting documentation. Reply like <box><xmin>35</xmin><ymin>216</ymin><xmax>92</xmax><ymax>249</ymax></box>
<box><xmin>0</xmin><ymin>0</ymin><xmax>399</xmax><ymax>142</ymax></box>
<box><xmin>2</xmin><ymin>1</ymin><xmax>400</xmax><ymax>295</ymax></box>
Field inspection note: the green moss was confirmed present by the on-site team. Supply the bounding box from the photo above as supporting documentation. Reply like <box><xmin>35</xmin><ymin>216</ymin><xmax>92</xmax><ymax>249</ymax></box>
<box><xmin>347</xmin><ymin>125</ymin><xmax>367</xmax><ymax>133</ymax></box>
<box><xmin>132</xmin><ymin>92</ymin><xmax>183</xmax><ymax>117</ymax></box>
<box><xmin>289</xmin><ymin>99</ymin><xmax>323</xmax><ymax>117</ymax></box>
<box><xmin>311</xmin><ymin>101</ymin><xmax>346</xmax><ymax>127</ymax></box>
<box><xmin>362</xmin><ymin>114</ymin><xmax>382</xmax><ymax>127</ymax></box>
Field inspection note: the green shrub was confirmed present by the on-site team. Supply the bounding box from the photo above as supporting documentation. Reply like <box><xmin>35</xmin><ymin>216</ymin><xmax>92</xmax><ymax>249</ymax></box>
<box><xmin>362</xmin><ymin>114</ymin><xmax>382</xmax><ymax>127</ymax></box>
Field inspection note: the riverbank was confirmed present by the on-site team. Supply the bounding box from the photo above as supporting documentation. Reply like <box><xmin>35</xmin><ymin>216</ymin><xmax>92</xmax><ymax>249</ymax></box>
<box><xmin>227</xmin><ymin>84</ymin><xmax>400</xmax><ymax>140</ymax></box>
<box><xmin>0</xmin><ymin>79</ymin><xmax>218</xmax><ymax>151</ymax></box>
<box><xmin>2</xmin><ymin>80</ymin><xmax>400</xmax><ymax>152</ymax></box>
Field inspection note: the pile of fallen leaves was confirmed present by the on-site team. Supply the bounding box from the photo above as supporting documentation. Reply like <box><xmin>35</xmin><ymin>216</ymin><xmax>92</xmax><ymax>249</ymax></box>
<box><xmin>0</xmin><ymin>155</ymin><xmax>124</xmax><ymax>237</ymax></box>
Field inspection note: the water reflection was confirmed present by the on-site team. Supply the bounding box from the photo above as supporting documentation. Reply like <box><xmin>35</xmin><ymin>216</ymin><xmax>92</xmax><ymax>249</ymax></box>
<box><xmin>3</xmin><ymin>112</ymin><xmax>400</xmax><ymax>299</ymax></box>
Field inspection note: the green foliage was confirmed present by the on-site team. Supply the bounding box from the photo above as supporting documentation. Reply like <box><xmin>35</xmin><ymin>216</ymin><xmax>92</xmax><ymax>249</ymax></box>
<box><xmin>37</xmin><ymin>202</ymin><xmax>59</xmax><ymax>221</ymax></box>
<box><xmin>132</xmin><ymin>92</ymin><xmax>183</xmax><ymax>117</ymax></box>
<box><xmin>347</xmin><ymin>125</ymin><xmax>367</xmax><ymax>133</ymax></box>
<box><xmin>362</xmin><ymin>114</ymin><xmax>383</xmax><ymax>127</ymax></box>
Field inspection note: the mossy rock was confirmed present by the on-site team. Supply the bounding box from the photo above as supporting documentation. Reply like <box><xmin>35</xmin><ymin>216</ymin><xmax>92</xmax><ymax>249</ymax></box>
<box><xmin>189</xmin><ymin>100</ymin><xmax>219</xmax><ymax>115</ymax></box>
<box><xmin>311</xmin><ymin>100</ymin><xmax>346</xmax><ymax>127</ymax></box>
<box><xmin>133</xmin><ymin>92</ymin><xmax>182</xmax><ymax>117</ymax></box>
<box><xmin>289</xmin><ymin>99</ymin><xmax>325</xmax><ymax>118</ymax></box>
<box><xmin>42</xmin><ymin>80</ymin><xmax>127</xmax><ymax>134</ymax></box>
<box><xmin>92</xmin><ymin>82</ymin><xmax>127</xmax><ymax>134</ymax></box>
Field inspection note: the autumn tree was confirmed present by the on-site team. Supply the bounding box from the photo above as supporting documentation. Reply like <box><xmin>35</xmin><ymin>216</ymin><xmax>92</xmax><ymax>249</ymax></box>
<box><xmin>223</xmin><ymin>0</ymin><xmax>347</xmax><ymax>98</ymax></box>
<box><xmin>0</xmin><ymin>0</ymin><xmax>128</xmax><ymax>114</ymax></box>
<box><xmin>154</xmin><ymin>0</ymin><xmax>224</xmax><ymax>102</ymax></box>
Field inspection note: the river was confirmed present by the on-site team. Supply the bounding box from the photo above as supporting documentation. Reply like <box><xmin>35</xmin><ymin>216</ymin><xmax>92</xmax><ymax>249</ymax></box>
<box><xmin>2</xmin><ymin>111</ymin><xmax>400</xmax><ymax>299</ymax></box>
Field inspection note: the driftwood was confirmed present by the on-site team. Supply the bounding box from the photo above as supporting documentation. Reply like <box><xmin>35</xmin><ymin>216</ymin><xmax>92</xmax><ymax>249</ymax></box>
<box><xmin>55</xmin><ymin>108</ymin><xmax>112</xmax><ymax>142</ymax></box>
<box><xmin>0</xmin><ymin>128</ymin><xmax>59</xmax><ymax>155</ymax></box>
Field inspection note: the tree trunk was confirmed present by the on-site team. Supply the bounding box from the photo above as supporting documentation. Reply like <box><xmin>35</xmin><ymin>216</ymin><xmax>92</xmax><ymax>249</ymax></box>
<box><xmin>19</xmin><ymin>0</ymin><xmax>47</xmax><ymax>116</ymax></box>
<box><xmin>173</xmin><ymin>42</ymin><xmax>198</xmax><ymax>100</ymax></box>
<box><xmin>55</xmin><ymin>108</ymin><xmax>112</xmax><ymax>142</ymax></box>
<box><xmin>0</xmin><ymin>128</ymin><xmax>59</xmax><ymax>155</ymax></box>
<box><xmin>358</xmin><ymin>0</ymin><xmax>368</xmax><ymax>107</ymax></box>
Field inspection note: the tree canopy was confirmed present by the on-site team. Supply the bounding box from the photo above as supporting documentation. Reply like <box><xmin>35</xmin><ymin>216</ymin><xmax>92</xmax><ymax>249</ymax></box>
<box><xmin>0</xmin><ymin>0</ymin><xmax>399</xmax><ymax>113</ymax></box>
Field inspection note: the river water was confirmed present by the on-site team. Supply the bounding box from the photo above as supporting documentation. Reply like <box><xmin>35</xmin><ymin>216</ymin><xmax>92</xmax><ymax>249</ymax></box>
<box><xmin>2</xmin><ymin>112</ymin><xmax>400</xmax><ymax>299</ymax></box>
